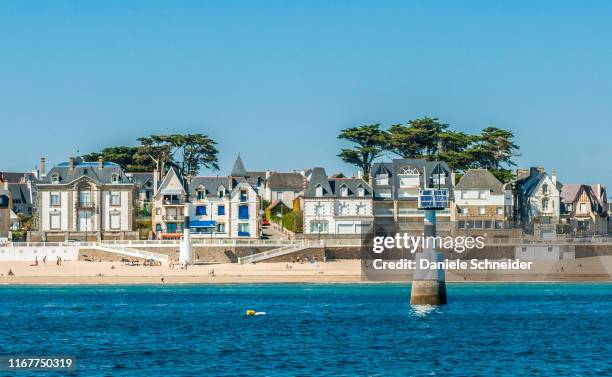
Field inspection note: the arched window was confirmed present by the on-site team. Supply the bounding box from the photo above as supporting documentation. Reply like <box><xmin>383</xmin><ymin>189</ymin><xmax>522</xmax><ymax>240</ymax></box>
<box><xmin>111</xmin><ymin>173</ymin><xmax>120</xmax><ymax>183</ymax></box>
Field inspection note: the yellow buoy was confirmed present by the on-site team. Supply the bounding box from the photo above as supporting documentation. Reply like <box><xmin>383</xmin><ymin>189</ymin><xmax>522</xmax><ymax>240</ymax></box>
<box><xmin>246</xmin><ymin>309</ymin><xmax>255</xmax><ymax>316</ymax></box>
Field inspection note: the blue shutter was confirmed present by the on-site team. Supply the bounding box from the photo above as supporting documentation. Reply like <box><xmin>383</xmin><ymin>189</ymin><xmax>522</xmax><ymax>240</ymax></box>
<box><xmin>218</xmin><ymin>205</ymin><xmax>225</xmax><ymax>215</ymax></box>
<box><xmin>196</xmin><ymin>205</ymin><xmax>206</xmax><ymax>216</ymax></box>
<box><xmin>238</xmin><ymin>205</ymin><xmax>249</xmax><ymax>219</ymax></box>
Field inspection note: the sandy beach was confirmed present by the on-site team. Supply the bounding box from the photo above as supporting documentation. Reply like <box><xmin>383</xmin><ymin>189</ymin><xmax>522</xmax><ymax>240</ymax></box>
<box><xmin>0</xmin><ymin>257</ymin><xmax>610</xmax><ymax>284</ymax></box>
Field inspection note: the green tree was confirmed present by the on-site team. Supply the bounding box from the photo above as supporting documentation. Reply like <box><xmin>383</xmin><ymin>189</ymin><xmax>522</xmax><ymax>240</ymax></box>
<box><xmin>82</xmin><ymin>146</ymin><xmax>155</xmax><ymax>172</ymax></box>
<box><xmin>467</xmin><ymin>127</ymin><xmax>519</xmax><ymax>182</ymax></box>
<box><xmin>166</xmin><ymin>134</ymin><xmax>220</xmax><ymax>176</ymax></box>
<box><xmin>337</xmin><ymin>124</ymin><xmax>389</xmax><ymax>178</ymax></box>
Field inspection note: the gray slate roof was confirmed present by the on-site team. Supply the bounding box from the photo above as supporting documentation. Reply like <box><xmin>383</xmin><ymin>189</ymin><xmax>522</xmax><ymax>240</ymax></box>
<box><xmin>455</xmin><ymin>169</ymin><xmax>504</xmax><ymax>194</ymax></box>
<box><xmin>267</xmin><ymin>172</ymin><xmax>304</xmax><ymax>191</ymax></box>
<box><xmin>0</xmin><ymin>172</ymin><xmax>37</xmax><ymax>183</ymax></box>
<box><xmin>8</xmin><ymin>183</ymin><xmax>34</xmax><ymax>215</ymax></box>
<box><xmin>304</xmin><ymin>167</ymin><xmax>372</xmax><ymax>198</ymax></box>
<box><xmin>230</xmin><ymin>155</ymin><xmax>247</xmax><ymax>176</ymax></box>
<box><xmin>128</xmin><ymin>172</ymin><xmax>153</xmax><ymax>187</ymax></box>
<box><xmin>188</xmin><ymin>177</ymin><xmax>229</xmax><ymax>198</ymax></box>
<box><xmin>39</xmin><ymin>160</ymin><xmax>131</xmax><ymax>185</ymax></box>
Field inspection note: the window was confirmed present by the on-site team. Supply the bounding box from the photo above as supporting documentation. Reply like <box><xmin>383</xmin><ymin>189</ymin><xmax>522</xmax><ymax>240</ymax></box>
<box><xmin>217</xmin><ymin>205</ymin><xmax>225</xmax><ymax>216</ymax></box>
<box><xmin>238</xmin><ymin>205</ymin><xmax>249</xmax><ymax>219</ymax></box>
<box><xmin>155</xmin><ymin>224</ymin><xmax>162</xmax><ymax>231</ymax></box>
<box><xmin>542</xmin><ymin>198</ymin><xmax>549</xmax><ymax>210</ymax></box>
<box><xmin>356</xmin><ymin>203</ymin><xmax>367</xmax><ymax>215</ymax></box>
<box><xmin>50</xmin><ymin>193</ymin><xmax>61</xmax><ymax>206</ymax></box>
<box><xmin>542</xmin><ymin>184</ymin><xmax>548</xmax><ymax>194</ymax></box>
<box><xmin>315</xmin><ymin>185</ymin><xmax>323</xmax><ymax>197</ymax></box>
<box><xmin>197</xmin><ymin>190</ymin><xmax>205</xmax><ymax>200</ymax></box>
<box><xmin>375</xmin><ymin>174</ymin><xmax>389</xmax><ymax>186</ymax></box>
<box><xmin>432</xmin><ymin>174</ymin><xmax>446</xmax><ymax>186</ymax></box>
<box><xmin>217</xmin><ymin>223</ymin><xmax>226</xmax><ymax>233</ymax></box>
<box><xmin>79</xmin><ymin>191</ymin><xmax>91</xmax><ymax>206</ymax></box>
<box><xmin>479</xmin><ymin>207</ymin><xmax>486</xmax><ymax>215</ymax></box>
<box><xmin>51</xmin><ymin>174</ymin><xmax>60</xmax><ymax>184</ymax></box>
<box><xmin>310</xmin><ymin>221</ymin><xmax>328</xmax><ymax>233</ymax></box>
<box><xmin>398</xmin><ymin>166</ymin><xmax>420</xmax><ymax>187</ymax></box>
<box><xmin>238</xmin><ymin>223</ymin><xmax>250</xmax><ymax>236</ymax></box>
<box><xmin>340</xmin><ymin>185</ymin><xmax>348</xmax><ymax>197</ymax></box>
<box><xmin>110</xmin><ymin>192</ymin><xmax>120</xmax><ymax>206</ymax></box>
<box><xmin>338</xmin><ymin>202</ymin><xmax>350</xmax><ymax>216</ymax></box>
<box><xmin>50</xmin><ymin>213</ymin><xmax>61</xmax><ymax>230</ymax></box>
<box><xmin>579</xmin><ymin>203</ymin><xmax>587</xmax><ymax>214</ymax></box>
<box><xmin>240</xmin><ymin>189</ymin><xmax>248</xmax><ymax>202</ymax></box>
<box><xmin>111</xmin><ymin>173</ymin><xmax>119</xmax><ymax>183</ymax></box>
<box><xmin>275</xmin><ymin>191</ymin><xmax>283</xmax><ymax>201</ymax></box>
<box><xmin>496</xmin><ymin>207</ymin><xmax>503</xmax><ymax>215</ymax></box>
<box><xmin>218</xmin><ymin>187</ymin><xmax>225</xmax><ymax>198</ymax></box>
<box><xmin>478</xmin><ymin>191</ymin><xmax>486</xmax><ymax>199</ymax></box>
<box><xmin>156</xmin><ymin>208</ymin><xmax>161</xmax><ymax>215</ymax></box>
<box><xmin>196</xmin><ymin>206</ymin><xmax>206</xmax><ymax>216</ymax></box>
<box><xmin>110</xmin><ymin>213</ymin><xmax>121</xmax><ymax>229</ymax></box>
<box><xmin>314</xmin><ymin>203</ymin><xmax>324</xmax><ymax>216</ymax></box>
<box><xmin>357</xmin><ymin>186</ymin><xmax>365</xmax><ymax>197</ymax></box>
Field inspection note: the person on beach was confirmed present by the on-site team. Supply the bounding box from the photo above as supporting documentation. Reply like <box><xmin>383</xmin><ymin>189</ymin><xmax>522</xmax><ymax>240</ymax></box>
<box><xmin>8</xmin><ymin>269</ymin><xmax>14</xmax><ymax>276</ymax></box>
<box><xmin>42</xmin><ymin>256</ymin><xmax>47</xmax><ymax>264</ymax></box>
<box><xmin>161</xmin><ymin>274</ymin><xmax>165</xmax><ymax>283</ymax></box>
<box><xmin>34</xmin><ymin>256</ymin><xmax>38</xmax><ymax>266</ymax></box>
<box><xmin>208</xmin><ymin>269</ymin><xmax>215</xmax><ymax>277</ymax></box>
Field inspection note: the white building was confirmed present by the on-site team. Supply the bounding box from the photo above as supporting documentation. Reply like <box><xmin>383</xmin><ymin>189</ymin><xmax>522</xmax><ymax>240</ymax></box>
<box><xmin>303</xmin><ymin>167</ymin><xmax>373</xmax><ymax>235</ymax></box>
<box><xmin>454</xmin><ymin>169</ymin><xmax>508</xmax><ymax>229</ymax></box>
<box><xmin>35</xmin><ymin>157</ymin><xmax>137</xmax><ymax>241</ymax></box>
<box><xmin>151</xmin><ymin>156</ymin><xmax>261</xmax><ymax>239</ymax></box>
<box><xmin>509</xmin><ymin>167</ymin><xmax>561</xmax><ymax>238</ymax></box>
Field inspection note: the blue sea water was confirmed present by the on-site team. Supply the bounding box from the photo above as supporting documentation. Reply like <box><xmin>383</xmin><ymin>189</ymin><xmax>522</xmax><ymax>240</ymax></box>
<box><xmin>0</xmin><ymin>283</ymin><xmax>610</xmax><ymax>376</ymax></box>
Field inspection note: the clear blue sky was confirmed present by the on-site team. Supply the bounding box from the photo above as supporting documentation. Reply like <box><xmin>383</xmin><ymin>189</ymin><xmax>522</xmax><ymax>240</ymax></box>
<box><xmin>1</xmin><ymin>1</ymin><xmax>611</xmax><ymax>188</ymax></box>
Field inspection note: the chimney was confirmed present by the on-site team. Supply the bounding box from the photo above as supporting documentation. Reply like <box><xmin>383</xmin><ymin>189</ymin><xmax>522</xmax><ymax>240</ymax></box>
<box><xmin>451</xmin><ymin>171</ymin><xmax>457</xmax><ymax>187</ymax></box>
<box><xmin>357</xmin><ymin>169</ymin><xmax>363</xmax><ymax>179</ymax></box>
<box><xmin>98</xmin><ymin>156</ymin><xmax>104</xmax><ymax>170</ymax></box>
<box><xmin>69</xmin><ymin>157</ymin><xmax>75</xmax><ymax>171</ymax></box>
<box><xmin>40</xmin><ymin>157</ymin><xmax>46</xmax><ymax>177</ymax></box>
<box><xmin>551</xmin><ymin>170</ymin><xmax>557</xmax><ymax>187</ymax></box>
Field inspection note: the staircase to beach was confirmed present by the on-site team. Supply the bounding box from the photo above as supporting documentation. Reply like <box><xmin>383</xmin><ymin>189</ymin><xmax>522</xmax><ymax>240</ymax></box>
<box><xmin>237</xmin><ymin>240</ymin><xmax>324</xmax><ymax>264</ymax></box>
<box><xmin>85</xmin><ymin>242</ymin><xmax>169</xmax><ymax>262</ymax></box>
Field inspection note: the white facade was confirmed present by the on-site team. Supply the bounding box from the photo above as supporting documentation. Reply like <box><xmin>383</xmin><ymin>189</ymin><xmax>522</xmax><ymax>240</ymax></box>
<box><xmin>188</xmin><ymin>181</ymin><xmax>259</xmax><ymax>238</ymax></box>
<box><xmin>303</xmin><ymin>197</ymin><xmax>373</xmax><ymax>235</ymax></box>
<box><xmin>38</xmin><ymin>179</ymin><xmax>134</xmax><ymax>233</ymax></box>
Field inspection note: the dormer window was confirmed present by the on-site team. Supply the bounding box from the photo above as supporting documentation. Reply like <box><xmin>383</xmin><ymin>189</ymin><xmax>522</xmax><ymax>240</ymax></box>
<box><xmin>340</xmin><ymin>185</ymin><xmax>348</xmax><ymax>197</ymax></box>
<box><xmin>315</xmin><ymin>184</ymin><xmax>323</xmax><ymax>197</ymax></box>
<box><xmin>111</xmin><ymin>173</ymin><xmax>119</xmax><ymax>183</ymax></box>
<box><xmin>357</xmin><ymin>186</ymin><xmax>365</xmax><ymax>197</ymax></box>
<box><xmin>240</xmin><ymin>189</ymin><xmax>248</xmax><ymax>202</ymax></box>
<box><xmin>51</xmin><ymin>174</ymin><xmax>60</xmax><ymax>184</ymax></box>
<box><xmin>398</xmin><ymin>166</ymin><xmax>420</xmax><ymax>187</ymax></box>
<box><xmin>197</xmin><ymin>189</ymin><xmax>205</xmax><ymax>200</ymax></box>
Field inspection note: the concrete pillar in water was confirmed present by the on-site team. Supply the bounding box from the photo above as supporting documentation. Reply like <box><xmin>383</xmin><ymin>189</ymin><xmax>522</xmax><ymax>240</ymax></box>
<box><xmin>410</xmin><ymin>209</ymin><xmax>447</xmax><ymax>305</ymax></box>
<box><xmin>179</xmin><ymin>204</ymin><xmax>193</xmax><ymax>264</ymax></box>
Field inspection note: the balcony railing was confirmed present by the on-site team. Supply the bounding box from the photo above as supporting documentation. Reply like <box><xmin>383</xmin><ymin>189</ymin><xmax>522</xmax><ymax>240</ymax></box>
<box><xmin>162</xmin><ymin>199</ymin><xmax>183</xmax><ymax>205</ymax></box>
<box><xmin>162</xmin><ymin>215</ymin><xmax>184</xmax><ymax>221</ymax></box>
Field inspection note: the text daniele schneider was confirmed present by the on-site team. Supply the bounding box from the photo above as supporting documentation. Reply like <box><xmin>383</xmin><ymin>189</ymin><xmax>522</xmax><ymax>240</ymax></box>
<box><xmin>370</xmin><ymin>234</ymin><xmax>533</xmax><ymax>271</ymax></box>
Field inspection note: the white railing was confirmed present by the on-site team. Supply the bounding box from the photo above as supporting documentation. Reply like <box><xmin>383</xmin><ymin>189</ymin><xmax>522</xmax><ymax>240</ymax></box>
<box><xmin>91</xmin><ymin>243</ymin><xmax>168</xmax><ymax>262</ymax></box>
<box><xmin>238</xmin><ymin>240</ymin><xmax>324</xmax><ymax>264</ymax></box>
